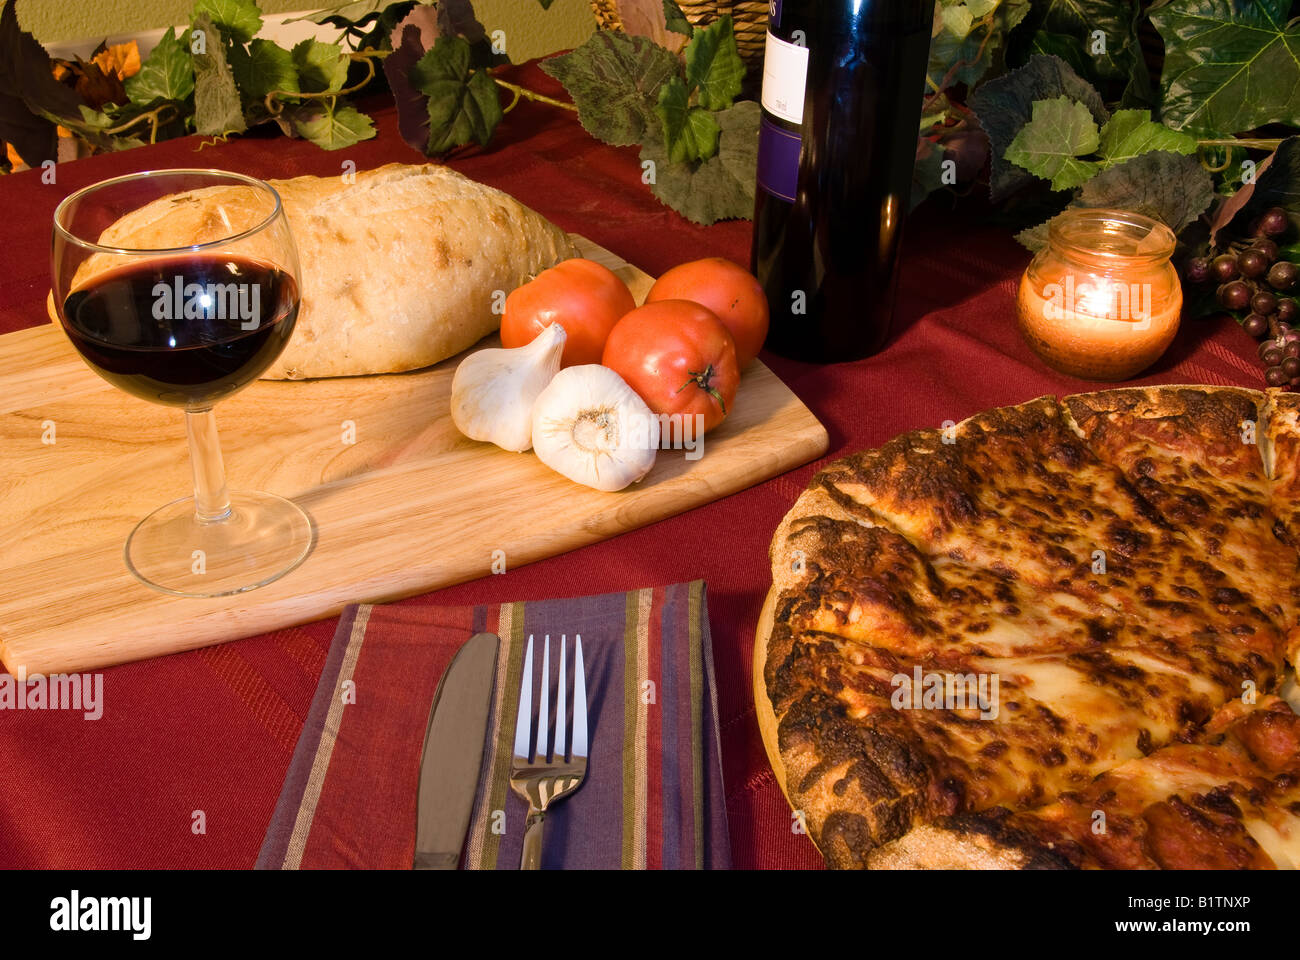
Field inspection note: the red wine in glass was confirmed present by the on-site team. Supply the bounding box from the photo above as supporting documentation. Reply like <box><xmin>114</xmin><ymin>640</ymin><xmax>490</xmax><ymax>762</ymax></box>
<box><xmin>61</xmin><ymin>254</ymin><xmax>299</xmax><ymax>408</ymax></box>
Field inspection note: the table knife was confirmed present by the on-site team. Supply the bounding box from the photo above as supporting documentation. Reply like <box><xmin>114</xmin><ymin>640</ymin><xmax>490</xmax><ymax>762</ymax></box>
<box><xmin>414</xmin><ymin>631</ymin><xmax>499</xmax><ymax>869</ymax></box>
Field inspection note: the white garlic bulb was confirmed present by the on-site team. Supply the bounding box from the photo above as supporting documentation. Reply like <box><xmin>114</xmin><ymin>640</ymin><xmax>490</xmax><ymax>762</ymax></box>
<box><xmin>531</xmin><ymin>365</ymin><xmax>659</xmax><ymax>491</ymax></box>
<box><xmin>450</xmin><ymin>323</ymin><xmax>566</xmax><ymax>452</ymax></box>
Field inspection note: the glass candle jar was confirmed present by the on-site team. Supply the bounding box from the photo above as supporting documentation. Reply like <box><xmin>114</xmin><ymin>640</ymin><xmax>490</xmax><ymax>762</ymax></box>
<box><xmin>1017</xmin><ymin>208</ymin><xmax>1182</xmax><ymax>380</ymax></box>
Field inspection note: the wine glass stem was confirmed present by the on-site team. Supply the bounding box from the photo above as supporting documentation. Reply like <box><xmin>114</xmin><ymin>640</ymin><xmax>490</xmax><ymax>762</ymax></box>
<box><xmin>186</xmin><ymin>408</ymin><xmax>232</xmax><ymax>523</ymax></box>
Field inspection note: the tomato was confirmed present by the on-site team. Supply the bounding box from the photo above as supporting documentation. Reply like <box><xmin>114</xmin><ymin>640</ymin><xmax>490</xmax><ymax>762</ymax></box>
<box><xmin>601</xmin><ymin>300</ymin><xmax>740</xmax><ymax>435</ymax></box>
<box><xmin>646</xmin><ymin>257</ymin><xmax>769</xmax><ymax>367</ymax></box>
<box><xmin>502</xmin><ymin>258</ymin><xmax>636</xmax><ymax>367</ymax></box>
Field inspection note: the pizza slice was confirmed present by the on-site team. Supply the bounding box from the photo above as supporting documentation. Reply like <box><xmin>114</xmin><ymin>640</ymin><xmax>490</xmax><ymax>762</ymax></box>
<box><xmin>866</xmin><ymin>695</ymin><xmax>1300</xmax><ymax>869</ymax></box>
<box><xmin>1264</xmin><ymin>389</ymin><xmax>1300</xmax><ymax>670</ymax></box>
<box><xmin>1064</xmin><ymin>386</ymin><xmax>1299</xmax><ymax>637</ymax></box>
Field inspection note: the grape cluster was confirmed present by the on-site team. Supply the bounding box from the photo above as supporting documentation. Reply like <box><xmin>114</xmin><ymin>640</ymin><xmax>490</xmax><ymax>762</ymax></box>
<box><xmin>1187</xmin><ymin>207</ymin><xmax>1299</xmax><ymax>387</ymax></box>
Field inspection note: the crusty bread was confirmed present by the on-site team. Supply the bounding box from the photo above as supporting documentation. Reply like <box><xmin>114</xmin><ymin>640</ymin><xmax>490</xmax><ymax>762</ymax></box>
<box><xmin>58</xmin><ymin>163</ymin><xmax>577</xmax><ymax>379</ymax></box>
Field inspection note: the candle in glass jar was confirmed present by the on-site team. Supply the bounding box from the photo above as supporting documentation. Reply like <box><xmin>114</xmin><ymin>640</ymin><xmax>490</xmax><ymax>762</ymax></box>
<box><xmin>1017</xmin><ymin>209</ymin><xmax>1182</xmax><ymax>380</ymax></box>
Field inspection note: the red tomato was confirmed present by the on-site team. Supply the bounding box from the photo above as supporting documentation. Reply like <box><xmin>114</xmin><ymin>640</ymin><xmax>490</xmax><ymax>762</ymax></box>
<box><xmin>601</xmin><ymin>300</ymin><xmax>740</xmax><ymax>435</ymax></box>
<box><xmin>646</xmin><ymin>257</ymin><xmax>769</xmax><ymax>367</ymax></box>
<box><xmin>502</xmin><ymin>259</ymin><xmax>636</xmax><ymax>367</ymax></box>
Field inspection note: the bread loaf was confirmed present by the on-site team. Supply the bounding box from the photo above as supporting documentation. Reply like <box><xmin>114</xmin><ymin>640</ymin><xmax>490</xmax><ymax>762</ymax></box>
<box><xmin>57</xmin><ymin>163</ymin><xmax>577</xmax><ymax>379</ymax></box>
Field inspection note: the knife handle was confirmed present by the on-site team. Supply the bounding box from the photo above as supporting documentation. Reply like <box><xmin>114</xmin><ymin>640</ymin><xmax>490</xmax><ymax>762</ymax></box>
<box><xmin>520</xmin><ymin>809</ymin><xmax>546</xmax><ymax>870</ymax></box>
<box><xmin>414</xmin><ymin>852</ymin><xmax>460</xmax><ymax>870</ymax></box>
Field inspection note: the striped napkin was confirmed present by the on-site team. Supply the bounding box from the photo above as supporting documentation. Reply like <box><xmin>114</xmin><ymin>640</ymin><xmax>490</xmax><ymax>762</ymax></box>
<box><xmin>256</xmin><ymin>581</ymin><xmax>730</xmax><ymax>869</ymax></box>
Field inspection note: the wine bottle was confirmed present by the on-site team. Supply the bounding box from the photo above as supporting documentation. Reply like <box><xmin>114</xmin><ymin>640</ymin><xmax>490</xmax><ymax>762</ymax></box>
<box><xmin>752</xmin><ymin>0</ymin><xmax>935</xmax><ymax>362</ymax></box>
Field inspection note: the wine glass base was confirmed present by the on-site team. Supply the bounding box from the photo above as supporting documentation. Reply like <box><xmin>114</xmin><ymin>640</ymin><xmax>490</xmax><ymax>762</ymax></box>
<box><xmin>125</xmin><ymin>492</ymin><xmax>313</xmax><ymax>598</ymax></box>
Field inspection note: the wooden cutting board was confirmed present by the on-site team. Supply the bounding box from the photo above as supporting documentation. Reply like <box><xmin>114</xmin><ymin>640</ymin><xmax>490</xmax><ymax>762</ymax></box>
<box><xmin>0</xmin><ymin>237</ymin><xmax>828</xmax><ymax>675</ymax></box>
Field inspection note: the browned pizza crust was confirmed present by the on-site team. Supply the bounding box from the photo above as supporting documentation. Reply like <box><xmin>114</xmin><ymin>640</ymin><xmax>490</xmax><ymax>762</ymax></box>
<box><xmin>762</xmin><ymin>385</ymin><xmax>1300</xmax><ymax>869</ymax></box>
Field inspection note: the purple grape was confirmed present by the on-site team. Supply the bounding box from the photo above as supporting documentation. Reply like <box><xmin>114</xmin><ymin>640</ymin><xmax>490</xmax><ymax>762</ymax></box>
<box><xmin>1219</xmin><ymin>280</ymin><xmax>1253</xmax><ymax>311</ymax></box>
<box><xmin>1286</xmin><ymin>340</ymin><xmax>1300</xmax><ymax>360</ymax></box>
<box><xmin>1186</xmin><ymin>256</ymin><xmax>1212</xmax><ymax>285</ymax></box>
<box><xmin>1267</xmin><ymin>261</ymin><xmax>1298</xmax><ymax>291</ymax></box>
<box><xmin>1283</xmin><ymin>357</ymin><xmax>1300</xmax><ymax>379</ymax></box>
<box><xmin>1252</xmin><ymin>290</ymin><xmax>1279</xmax><ymax>315</ymax></box>
<box><xmin>1213</xmin><ymin>254</ymin><xmax>1240</xmax><ymax>282</ymax></box>
<box><xmin>1279</xmin><ymin>299</ymin><xmax>1299</xmax><ymax>324</ymax></box>
<box><xmin>1239</xmin><ymin>249</ymin><xmax>1269</xmax><ymax>279</ymax></box>
<box><xmin>1259</xmin><ymin>207</ymin><xmax>1289</xmax><ymax>238</ymax></box>
<box><xmin>1243</xmin><ymin>313</ymin><xmax>1270</xmax><ymax>337</ymax></box>
<box><xmin>1262</xmin><ymin>342</ymin><xmax>1285</xmax><ymax>366</ymax></box>
<box><xmin>1267</xmin><ymin>365</ymin><xmax>1289</xmax><ymax>387</ymax></box>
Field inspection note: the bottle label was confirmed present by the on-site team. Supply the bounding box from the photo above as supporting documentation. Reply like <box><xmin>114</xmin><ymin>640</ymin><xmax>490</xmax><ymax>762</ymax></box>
<box><xmin>756</xmin><ymin>117</ymin><xmax>801</xmax><ymax>202</ymax></box>
<box><xmin>761</xmin><ymin>31</ymin><xmax>808</xmax><ymax>125</ymax></box>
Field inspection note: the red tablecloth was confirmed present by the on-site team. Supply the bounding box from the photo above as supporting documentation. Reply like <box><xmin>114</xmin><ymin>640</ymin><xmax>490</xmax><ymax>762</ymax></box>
<box><xmin>0</xmin><ymin>62</ymin><xmax>1264</xmax><ymax>870</ymax></box>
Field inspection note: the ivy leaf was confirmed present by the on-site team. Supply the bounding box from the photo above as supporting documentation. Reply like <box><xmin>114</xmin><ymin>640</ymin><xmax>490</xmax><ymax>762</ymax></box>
<box><xmin>288</xmin><ymin>101</ymin><xmax>375</xmax><ymax>149</ymax></box>
<box><xmin>1024</xmin><ymin>0</ymin><xmax>1141</xmax><ymax>83</ymax></box>
<box><xmin>641</xmin><ymin>99</ymin><xmax>758</xmax><ymax>225</ymax></box>
<box><xmin>928</xmin><ymin>0</ymin><xmax>1031</xmax><ymax>88</ymax></box>
<box><xmin>540</xmin><ymin>30</ymin><xmax>681</xmax><ymax>147</ymax></box>
<box><xmin>191</xmin><ymin>0</ymin><xmax>263</xmax><ymax>44</ymax></box>
<box><xmin>229</xmin><ymin>37</ymin><xmax>297</xmax><ymax>101</ymax></box>
<box><xmin>292</xmin><ymin>38</ymin><xmax>349</xmax><ymax>93</ymax></box>
<box><xmin>969</xmin><ymin>55</ymin><xmax>1108</xmax><ymax>201</ymax></box>
<box><xmin>663</xmin><ymin>0</ymin><xmax>692</xmax><ymax>37</ymax></box>
<box><xmin>1005</xmin><ymin>96</ymin><xmax>1100</xmax><ymax>191</ymax></box>
<box><xmin>411</xmin><ymin>35</ymin><xmax>502</xmax><ymax>152</ymax></box>
<box><xmin>656</xmin><ymin>76</ymin><xmax>720</xmax><ymax>162</ymax></box>
<box><xmin>1096</xmin><ymin>109</ymin><xmax>1196</xmax><ymax>168</ymax></box>
<box><xmin>684</xmin><ymin>15</ymin><xmax>744</xmax><ymax>110</ymax></box>
<box><xmin>1151</xmin><ymin>0</ymin><xmax>1300</xmax><ymax>135</ymax></box>
<box><xmin>191</xmin><ymin>15</ymin><xmax>246</xmax><ymax>135</ymax></box>
<box><xmin>1078</xmin><ymin>151</ymin><xmax>1215</xmax><ymax>234</ymax></box>
<box><xmin>125</xmin><ymin>27</ymin><xmax>194</xmax><ymax>104</ymax></box>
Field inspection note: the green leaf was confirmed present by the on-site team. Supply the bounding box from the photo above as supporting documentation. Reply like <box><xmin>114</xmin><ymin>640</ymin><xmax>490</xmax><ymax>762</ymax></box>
<box><xmin>1078</xmin><ymin>151</ymin><xmax>1216</xmax><ymax>235</ymax></box>
<box><xmin>641</xmin><ymin>99</ymin><xmax>758</xmax><ymax>225</ymax></box>
<box><xmin>1030</xmin><ymin>0</ymin><xmax>1140</xmax><ymax>82</ymax></box>
<box><xmin>656</xmin><ymin>76</ymin><xmax>720</xmax><ymax>163</ymax></box>
<box><xmin>229</xmin><ymin>37</ymin><xmax>297</xmax><ymax>101</ymax></box>
<box><xmin>928</xmin><ymin>0</ymin><xmax>1031</xmax><ymax>88</ymax></box>
<box><xmin>1025</xmin><ymin>29</ymin><xmax>1092</xmax><ymax>79</ymax></box>
<box><xmin>968</xmin><ymin>55</ymin><xmax>1108</xmax><ymax>201</ymax></box>
<box><xmin>684</xmin><ymin>15</ymin><xmax>744</xmax><ymax>110</ymax></box>
<box><xmin>289</xmin><ymin>101</ymin><xmax>375</xmax><ymax>149</ymax></box>
<box><xmin>292</xmin><ymin>38</ymin><xmax>349</xmax><ymax>93</ymax></box>
<box><xmin>1005</xmin><ymin>96</ymin><xmax>1101</xmax><ymax>190</ymax></box>
<box><xmin>125</xmin><ymin>27</ymin><xmax>194</xmax><ymax>104</ymax></box>
<box><xmin>540</xmin><ymin>30</ymin><xmax>681</xmax><ymax>147</ymax></box>
<box><xmin>191</xmin><ymin>15</ymin><xmax>246</xmax><ymax>135</ymax></box>
<box><xmin>411</xmin><ymin>35</ymin><xmax>502</xmax><ymax>152</ymax></box>
<box><xmin>1150</xmin><ymin>0</ymin><xmax>1300</xmax><ymax>135</ymax></box>
<box><xmin>1096</xmin><ymin>109</ymin><xmax>1196</xmax><ymax>168</ymax></box>
<box><xmin>191</xmin><ymin>0</ymin><xmax>263</xmax><ymax>44</ymax></box>
<box><xmin>663</xmin><ymin>0</ymin><xmax>692</xmax><ymax>37</ymax></box>
<box><xmin>912</xmin><ymin>139</ymin><xmax>947</xmax><ymax>211</ymax></box>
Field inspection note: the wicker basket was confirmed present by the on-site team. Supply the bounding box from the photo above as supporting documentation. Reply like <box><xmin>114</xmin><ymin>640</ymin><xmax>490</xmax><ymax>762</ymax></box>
<box><xmin>591</xmin><ymin>0</ymin><xmax>769</xmax><ymax>71</ymax></box>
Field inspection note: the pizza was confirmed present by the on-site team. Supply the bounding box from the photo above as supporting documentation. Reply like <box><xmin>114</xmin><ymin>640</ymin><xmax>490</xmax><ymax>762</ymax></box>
<box><xmin>758</xmin><ymin>385</ymin><xmax>1300</xmax><ymax>869</ymax></box>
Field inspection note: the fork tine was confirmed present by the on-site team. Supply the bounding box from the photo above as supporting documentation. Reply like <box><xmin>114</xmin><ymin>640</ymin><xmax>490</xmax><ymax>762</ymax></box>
<box><xmin>536</xmin><ymin>635</ymin><xmax>550</xmax><ymax>762</ymax></box>
<box><xmin>555</xmin><ymin>635</ymin><xmax>568</xmax><ymax>760</ymax></box>
<box><xmin>513</xmin><ymin>635</ymin><xmax>533</xmax><ymax>760</ymax></box>
<box><xmin>573</xmin><ymin>634</ymin><xmax>588</xmax><ymax>759</ymax></box>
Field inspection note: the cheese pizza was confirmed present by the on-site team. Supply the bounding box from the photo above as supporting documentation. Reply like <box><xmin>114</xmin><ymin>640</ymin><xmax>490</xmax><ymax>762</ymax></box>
<box><xmin>759</xmin><ymin>386</ymin><xmax>1300</xmax><ymax>869</ymax></box>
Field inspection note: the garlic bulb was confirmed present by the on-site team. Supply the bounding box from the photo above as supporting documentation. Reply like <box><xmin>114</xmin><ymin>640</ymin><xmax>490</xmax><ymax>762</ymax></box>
<box><xmin>450</xmin><ymin>323</ymin><xmax>566</xmax><ymax>452</ymax></box>
<box><xmin>531</xmin><ymin>365</ymin><xmax>659</xmax><ymax>492</ymax></box>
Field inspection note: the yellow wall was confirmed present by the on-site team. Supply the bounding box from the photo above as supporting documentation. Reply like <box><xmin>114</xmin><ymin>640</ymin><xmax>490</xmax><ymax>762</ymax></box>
<box><xmin>17</xmin><ymin>0</ymin><xmax>596</xmax><ymax>60</ymax></box>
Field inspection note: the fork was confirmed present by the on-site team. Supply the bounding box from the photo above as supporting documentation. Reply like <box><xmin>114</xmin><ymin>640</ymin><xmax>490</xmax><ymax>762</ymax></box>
<box><xmin>509</xmin><ymin>633</ymin><xmax>589</xmax><ymax>870</ymax></box>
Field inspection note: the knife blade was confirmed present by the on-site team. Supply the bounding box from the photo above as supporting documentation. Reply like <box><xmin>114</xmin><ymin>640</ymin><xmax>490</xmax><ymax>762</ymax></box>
<box><xmin>414</xmin><ymin>631</ymin><xmax>499</xmax><ymax>870</ymax></box>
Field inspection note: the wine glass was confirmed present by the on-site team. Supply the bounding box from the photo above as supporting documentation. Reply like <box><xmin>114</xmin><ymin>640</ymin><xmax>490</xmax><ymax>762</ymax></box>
<box><xmin>52</xmin><ymin>169</ymin><xmax>313</xmax><ymax>597</ymax></box>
